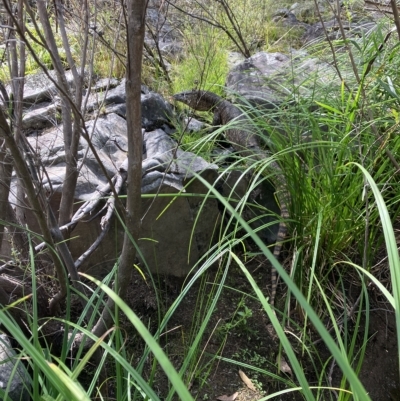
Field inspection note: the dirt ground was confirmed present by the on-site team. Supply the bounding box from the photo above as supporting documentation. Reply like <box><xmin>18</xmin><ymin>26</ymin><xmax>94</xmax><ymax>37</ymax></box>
<box><xmin>116</xmin><ymin>252</ymin><xmax>399</xmax><ymax>401</ymax></box>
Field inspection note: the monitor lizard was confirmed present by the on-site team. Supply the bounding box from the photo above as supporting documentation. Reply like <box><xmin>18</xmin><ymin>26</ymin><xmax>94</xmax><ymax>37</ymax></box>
<box><xmin>173</xmin><ymin>89</ymin><xmax>289</xmax><ymax>308</ymax></box>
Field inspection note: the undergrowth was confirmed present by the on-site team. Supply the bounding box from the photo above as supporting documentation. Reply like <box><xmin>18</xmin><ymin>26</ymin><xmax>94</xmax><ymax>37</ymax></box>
<box><xmin>1</xmin><ymin>3</ymin><xmax>400</xmax><ymax>401</ymax></box>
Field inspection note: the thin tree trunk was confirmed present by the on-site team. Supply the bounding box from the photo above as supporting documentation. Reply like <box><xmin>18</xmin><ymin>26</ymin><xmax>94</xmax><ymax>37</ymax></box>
<box><xmin>8</xmin><ymin>0</ymin><xmax>27</xmax><ymax>225</ymax></box>
<box><xmin>36</xmin><ymin>0</ymin><xmax>80</xmax><ymax>227</ymax></box>
<box><xmin>0</xmin><ymin>0</ymin><xmax>25</xmax><ymax>255</ymax></box>
<box><xmin>55</xmin><ymin>0</ymin><xmax>89</xmax><ymax>226</ymax></box>
<box><xmin>92</xmin><ymin>0</ymin><xmax>146</xmax><ymax>337</ymax></box>
<box><xmin>0</xmin><ymin>140</ymin><xmax>13</xmax><ymax>252</ymax></box>
<box><xmin>0</xmin><ymin>107</ymin><xmax>69</xmax><ymax>314</ymax></box>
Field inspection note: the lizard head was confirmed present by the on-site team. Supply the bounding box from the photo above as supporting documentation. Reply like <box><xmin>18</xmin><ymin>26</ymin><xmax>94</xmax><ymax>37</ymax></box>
<box><xmin>173</xmin><ymin>90</ymin><xmax>198</xmax><ymax>106</ymax></box>
<box><xmin>173</xmin><ymin>90</ymin><xmax>215</xmax><ymax>112</ymax></box>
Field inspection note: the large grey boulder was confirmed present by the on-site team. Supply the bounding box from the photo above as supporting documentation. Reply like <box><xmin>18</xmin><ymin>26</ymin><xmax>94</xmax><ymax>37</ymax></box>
<box><xmin>12</xmin><ymin>114</ymin><xmax>219</xmax><ymax>278</ymax></box>
<box><xmin>3</xmin><ymin>66</ymin><xmax>284</xmax><ymax>279</ymax></box>
<box><xmin>0</xmin><ymin>67</ymin><xmax>220</xmax><ymax>278</ymax></box>
<box><xmin>0</xmin><ymin>334</ymin><xmax>30</xmax><ymax>401</ymax></box>
<box><xmin>226</xmin><ymin>50</ymin><xmax>339</xmax><ymax>106</ymax></box>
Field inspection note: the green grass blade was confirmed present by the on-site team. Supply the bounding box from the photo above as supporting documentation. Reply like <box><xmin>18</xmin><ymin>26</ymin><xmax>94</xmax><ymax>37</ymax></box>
<box><xmin>0</xmin><ymin>311</ymin><xmax>89</xmax><ymax>401</ymax></box>
<box><xmin>166</xmin><ymin>256</ymin><xmax>230</xmax><ymax>400</ymax></box>
<box><xmin>48</xmin><ymin>363</ymin><xmax>90</xmax><ymax>401</ymax></box>
<box><xmin>57</xmin><ymin>319</ymin><xmax>161</xmax><ymax>401</ymax></box>
<box><xmin>350</xmin><ymin>162</ymin><xmax>400</xmax><ymax>380</ymax></box>
<box><xmin>81</xmin><ymin>273</ymin><xmax>195</xmax><ymax>401</ymax></box>
<box><xmin>231</xmin><ymin>252</ymin><xmax>315</xmax><ymax>400</ymax></box>
<box><xmin>190</xmin><ymin>170</ymin><xmax>371</xmax><ymax>400</ymax></box>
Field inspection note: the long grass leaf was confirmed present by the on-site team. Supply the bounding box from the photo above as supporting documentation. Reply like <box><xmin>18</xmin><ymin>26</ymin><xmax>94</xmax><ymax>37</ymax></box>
<box><xmin>80</xmin><ymin>273</ymin><xmax>195</xmax><ymax>401</ymax></box>
<box><xmin>48</xmin><ymin>363</ymin><xmax>90</xmax><ymax>401</ymax></box>
<box><xmin>350</xmin><ymin>162</ymin><xmax>400</xmax><ymax>380</ymax></box>
<box><xmin>0</xmin><ymin>312</ymin><xmax>88</xmax><ymax>400</ymax></box>
<box><xmin>231</xmin><ymin>252</ymin><xmax>315</xmax><ymax>400</ymax></box>
<box><xmin>190</xmin><ymin>170</ymin><xmax>371</xmax><ymax>400</ymax></box>
<box><xmin>57</xmin><ymin>319</ymin><xmax>161</xmax><ymax>401</ymax></box>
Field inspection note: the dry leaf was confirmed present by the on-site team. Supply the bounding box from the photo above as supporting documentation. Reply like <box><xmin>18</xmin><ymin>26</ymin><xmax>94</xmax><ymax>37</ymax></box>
<box><xmin>277</xmin><ymin>356</ymin><xmax>293</xmax><ymax>377</ymax></box>
<box><xmin>216</xmin><ymin>392</ymin><xmax>238</xmax><ymax>401</ymax></box>
<box><xmin>238</xmin><ymin>369</ymin><xmax>257</xmax><ymax>392</ymax></box>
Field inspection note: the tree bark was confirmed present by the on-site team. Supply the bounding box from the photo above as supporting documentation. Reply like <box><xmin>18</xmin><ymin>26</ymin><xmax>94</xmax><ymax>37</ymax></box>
<box><xmin>0</xmin><ymin>108</ymin><xmax>69</xmax><ymax>314</ymax></box>
<box><xmin>0</xmin><ymin>140</ymin><xmax>13</xmax><ymax>252</ymax></box>
<box><xmin>8</xmin><ymin>0</ymin><xmax>29</xmax><ymax>244</ymax></box>
<box><xmin>92</xmin><ymin>0</ymin><xmax>146</xmax><ymax>337</ymax></box>
<box><xmin>36</xmin><ymin>0</ymin><xmax>80</xmax><ymax>227</ymax></box>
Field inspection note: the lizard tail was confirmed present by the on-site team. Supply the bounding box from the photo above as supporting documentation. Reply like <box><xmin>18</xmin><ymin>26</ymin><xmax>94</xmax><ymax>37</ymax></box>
<box><xmin>270</xmin><ymin>202</ymin><xmax>288</xmax><ymax>308</ymax></box>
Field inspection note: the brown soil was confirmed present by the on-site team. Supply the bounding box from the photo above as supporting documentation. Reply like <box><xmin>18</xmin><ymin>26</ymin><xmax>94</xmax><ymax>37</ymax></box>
<box><xmin>111</xmin><ymin>252</ymin><xmax>400</xmax><ymax>401</ymax></box>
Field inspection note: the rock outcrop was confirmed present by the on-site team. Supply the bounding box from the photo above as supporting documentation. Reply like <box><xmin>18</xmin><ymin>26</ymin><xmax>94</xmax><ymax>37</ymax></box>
<box><xmin>226</xmin><ymin>50</ymin><xmax>339</xmax><ymax>106</ymax></box>
<box><xmin>0</xmin><ymin>334</ymin><xmax>30</xmax><ymax>401</ymax></box>
<box><xmin>3</xmin><ymin>71</ymin><xmax>220</xmax><ymax>277</ymax></box>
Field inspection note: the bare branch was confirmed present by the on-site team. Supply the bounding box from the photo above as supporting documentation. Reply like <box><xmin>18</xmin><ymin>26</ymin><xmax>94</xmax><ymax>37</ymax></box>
<box><xmin>390</xmin><ymin>0</ymin><xmax>400</xmax><ymax>41</ymax></box>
